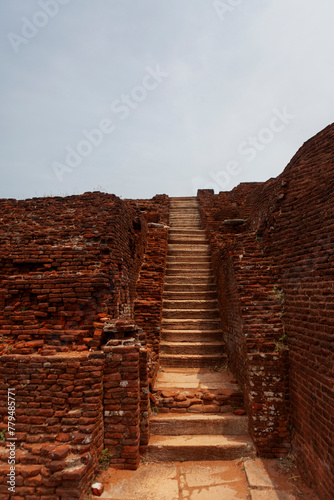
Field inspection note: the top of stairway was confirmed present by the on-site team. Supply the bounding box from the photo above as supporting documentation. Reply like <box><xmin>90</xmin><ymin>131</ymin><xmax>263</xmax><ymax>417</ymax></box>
<box><xmin>170</xmin><ymin>197</ymin><xmax>197</xmax><ymax>201</ymax></box>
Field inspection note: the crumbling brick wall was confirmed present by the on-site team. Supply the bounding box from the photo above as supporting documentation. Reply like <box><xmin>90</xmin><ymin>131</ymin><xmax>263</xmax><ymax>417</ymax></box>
<box><xmin>198</xmin><ymin>123</ymin><xmax>334</xmax><ymax>500</ymax></box>
<box><xmin>133</xmin><ymin>195</ymin><xmax>169</xmax><ymax>386</ymax></box>
<box><xmin>0</xmin><ymin>192</ymin><xmax>147</xmax><ymax>355</ymax></box>
<box><xmin>0</xmin><ymin>192</ymin><xmax>154</xmax><ymax>499</ymax></box>
<box><xmin>0</xmin><ymin>352</ymin><xmax>104</xmax><ymax>499</ymax></box>
<box><xmin>247</xmin><ymin>124</ymin><xmax>334</xmax><ymax>500</ymax></box>
<box><xmin>198</xmin><ymin>186</ymin><xmax>290</xmax><ymax>458</ymax></box>
<box><xmin>102</xmin><ymin>319</ymin><xmax>151</xmax><ymax>459</ymax></box>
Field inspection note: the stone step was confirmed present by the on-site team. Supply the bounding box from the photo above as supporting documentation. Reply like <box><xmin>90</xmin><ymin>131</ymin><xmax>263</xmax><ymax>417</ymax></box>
<box><xmin>170</xmin><ymin>202</ymin><xmax>198</xmax><ymax>206</ymax></box>
<box><xmin>170</xmin><ymin>196</ymin><xmax>197</xmax><ymax>200</ymax></box>
<box><xmin>170</xmin><ymin>221</ymin><xmax>201</xmax><ymax>224</ymax></box>
<box><xmin>168</xmin><ymin>227</ymin><xmax>207</xmax><ymax>232</ymax></box>
<box><xmin>169</xmin><ymin>219</ymin><xmax>201</xmax><ymax>223</ymax></box>
<box><xmin>159</xmin><ymin>353</ymin><xmax>226</xmax><ymax>367</ymax></box>
<box><xmin>162</xmin><ymin>319</ymin><xmax>222</xmax><ymax>332</ymax></box>
<box><xmin>169</xmin><ymin>205</ymin><xmax>199</xmax><ymax>209</ymax></box>
<box><xmin>163</xmin><ymin>300</ymin><xmax>218</xmax><ymax>309</ymax></box>
<box><xmin>160</xmin><ymin>341</ymin><xmax>225</xmax><ymax>355</ymax></box>
<box><xmin>169</xmin><ymin>217</ymin><xmax>201</xmax><ymax>220</ymax></box>
<box><xmin>170</xmin><ymin>204</ymin><xmax>198</xmax><ymax>207</ymax></box>
<box><xmin>163</xmin><ymin>283</ymin><xmax>217</xmax><ymax>292</ymax></box>
<box><xmin>168</xmin><ymin>231</ymin><xmax>206</xmax><ymax>236</ymax></box>
<box><xmin>170</xmin><ymin>210</ymin><xmax>199</xmax><ymax>213</ymax></box>
<box><xmin>169</xmin><ymin>224</ymin><xmax>202</xmax><ymax>229</ymax></box>
<box><xmin>170</xmin><ymin>206</ymin><xmax>198</xmax><ymax>209</ymax></box>
<box><xmin>168</xmin><ymin>244</ymin><xmax>209</xmax><ymax>250</ymax></box>
<box><xmin>143</xmin><ymin>435</ymin><xmax>255</xmax><ymax>462</ymax></box>
<box><xmin>169</xmin><ymin>212</ymin><xmax>200</xmax><ymax>216</ymax></box>
<box><xmin>169</xmin><ymin>215</ymin><xmax>200</xmax><ymax>219</ymax></box>
<box><xmin>165</xmin><ymin>275</ymin><xmax>214</xmax><ymax>283</ymax></box>
<box><xmin>167</xmin><ymin>256</ymin><xmax>211</xmax><ymax>264</ymax></box>
<box><xmin>167</xmin><ymin>254</ymin><xmax>210</xmax><ymax>261</ymax></box>
<box><xmin>169</xmin><ymin>217</ymin><xmax>199</xmax><ymax>220</ymax></box>
<box><xmin>166</xmin><ymin>268</ymin><xmax>212</xmax><ymax>275</ymax></box>
<box><xmin>167</xmin><ymin>244</ymin><xmax>210</xmax><ymax>254</ymax></box>
<box><xmin>170</xmin><ymin>217</ymin><xmax>201</xmax><ymax>220</ymax></box>
<box><xmin>161</xmin><ymin>330</ymin><xmax>223</xmax><ymax>342</ymax></box>
<box><xmin>168</xmin><ymin>237</ymin><xmax>208</xmax><ymax>245</ymax></box>
<box><xmin>150</xmin><ymin>414</ymin><xmax>248</xmax><ymax>436</ymax></box>
<box><xmin>165</xmin><ymin>273</ymin><xmax>214</xmax><ymax>285</ymax></box>
<box><xmin>163</xmin><ymin>291</ymin><xmax>217</xmax><ymax>301</ymax></box>
<box><xmin>171</xmin><ymin>225</ymin><xmax>202</xmax><ymax>229</ymax></box>
<box><xmin>164</xmin><ymin>281</ymin><xmax>215</xmax><ymax>290</ymax></box>
<box><xmin>171</xmin><ymin>221</ymin><xmax>202</xmax><ymax>226</ymax></box>
<box><xmin>169</xmin><ymin>213</ymin><xmax>200</xmax><ymax>217</ymax></box>
<box><xmin>169</xmin><ymin>211</ymin><xmax>200</xmax><ymax>214</ymax></box>
<box><xmin>162</xmin><ymin>309</ymin><xmax>220</xmax><ymax>320</ymax></box>
<box><xmin>154</xmin><ymin>368</ymin><xmax>236</xmax><ymax>392</ymax></box>
<box><xmin>165</xmin><ymin>270</ymin><xmax>213</xmax><ymax>277</ymax></box>
<box><xmin>168</xmin><ymin>229</ymin><xmax>206</xmax><ymax>235</ymax></box>
<box><xmin>166</xmin><ymin>270</ymin><xmax>213</xmax><ymax>278</ymax></box>
<box><xmin>170</xmin><ymin>203</ymin><xmax>198</xmax><ymax>208</ymax></box>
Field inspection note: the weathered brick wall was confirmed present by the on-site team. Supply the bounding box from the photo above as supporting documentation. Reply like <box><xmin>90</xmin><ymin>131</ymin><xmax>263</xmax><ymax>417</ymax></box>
<box><xmin>0</xmin><ymin>324</ymin><xmax>150</xmax><ymax>498</ymax></box>
<box><xmin>102</xmin><ymin>319</ymin><xmax>150</xmax><ymax>464</ymax></box>
<box><xmin>103</xmin><ymin>342</ymin><xmax>141</xmax><ymax>471</ymax></box>
<box><xmin>247</xmin><ymin>124</ymin><xmax>334</xmax><ymax>500</ymax></box>
<box><xmin>0</xmin><ymin>192</ymin><xmax>147</xmax><ymax>355</ymax></box>
<box><xmin>198</xmin><ymin>123</ymin><xmax>334</xmax><ymax>499</ymax></box>
<box><xmin>0</xmin><ymin>352</ymin><xmax>104</xmax><ymax>499</ymax></box>
<box><xmin>0</xmin><ymin>192</ymin><xmax>154</xmax><ymax>498</ymax></box>
<box><xmin>134</xmin><ymin>195</ymin><xmax>169</xmax><ymax>386</ymax></box>
<box><xmin>198</xmin><ymin>187</ymin><xmax>290</xmax><ymax>458</ymax></box>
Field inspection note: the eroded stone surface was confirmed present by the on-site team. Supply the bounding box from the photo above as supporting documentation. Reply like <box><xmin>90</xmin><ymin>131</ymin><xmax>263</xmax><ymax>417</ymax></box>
<box><xmin>93</xmin><ymin>459</ymin><xmax>316</xmax><ymax>500</ymax></box>
<box><xmin>244</xmin><ymin>459</ymin><xmax>277</xmax><ymax>488</ymax></box>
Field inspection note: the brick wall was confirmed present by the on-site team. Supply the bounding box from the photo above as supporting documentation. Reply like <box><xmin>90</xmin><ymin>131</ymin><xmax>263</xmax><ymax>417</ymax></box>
<box><xmin>134</xmin><ymin>195</ymin><xmax>169</xmax><ymax>386</ymax></box>
<box><xmin>198</xmin><ymin>187</ymin><xmax>290</xmax><ymax>458</ymax></box>
<box><xmin>102</xmin><ymin>319</ymin><xmax>151</xmax><ymax>455</ymax></box>
<box><xmin>247</xmin><ymin>124</ymin><xmax>334</xmax><ymax>500</ymax></box>
<box><xmin>0</xmin><ymin>325</ymin><xmax>151</xmax><ymax>498</ymax></box>
<box><xmin>0</xmin><ymin>192</ymin><xmax>158</xmax><ymax>498</ymax></box>
<box><xmin>198</xmin><ymin>123</ymin><xmax>334</xmax><ymax>499</ymax></box>
<box><xmin>103</xmin><ymin>340</ymin><xmax>141</xmax><ymax>471</ymax></box>
<box><xmin>0</xmin><ymin>353</ymin><xmax>104</xmax><ymax>499</ymax></box>
<box><xmin>0</xmin><ymin>192</ymin><xmax>147</xmax><ymax>355</ymax></box>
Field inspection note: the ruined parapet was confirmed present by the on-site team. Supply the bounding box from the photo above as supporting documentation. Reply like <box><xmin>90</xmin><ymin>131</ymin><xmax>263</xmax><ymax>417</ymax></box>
<box><xmin>102</xmin><ymin>319</ymin><xmax>151</xmax><ymax>468</ymax></box>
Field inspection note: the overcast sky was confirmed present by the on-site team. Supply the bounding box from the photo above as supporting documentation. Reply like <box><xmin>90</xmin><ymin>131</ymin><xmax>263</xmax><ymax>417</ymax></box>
<box><xmin>0</xmin><ymin>0</ymin><xmax>333</xmax><ymax>200</ymax></box>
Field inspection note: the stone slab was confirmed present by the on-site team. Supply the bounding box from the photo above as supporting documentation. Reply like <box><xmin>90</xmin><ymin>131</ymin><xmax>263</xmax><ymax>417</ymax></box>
<box><xmin>93</xmin><ymin>459</ymin><xmax>316</xmax><ymax>500</ymax></box>
<box><xmin>96</xmin><ymin>463</ymin><xmax>179</xmax><ymax>500</ymax></box>
<box><xmin>154</xmin><ymin>369</ymin><xmax>237</xmax><ymax>392</ymax></box>
<box><xmin>94</xmin><ymin>461</ymin><xmax>249</xmax><ymax>500</ymax></box>
<box><xmin>244</xmin><ymin>459</ymin><xmax>277</xmax><ymax>488</ymax></box>
<box><xmin>250</xmin><ymin>490</ymin><xmax>295</xmax><ymax>500</ymax></box>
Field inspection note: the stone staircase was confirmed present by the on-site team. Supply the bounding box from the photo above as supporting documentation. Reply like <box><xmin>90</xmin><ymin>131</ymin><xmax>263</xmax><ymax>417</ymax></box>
<box><xmin>143</xmin><ymin>197</ymin><xmax>255</xmax><ymax>462</ymax></box>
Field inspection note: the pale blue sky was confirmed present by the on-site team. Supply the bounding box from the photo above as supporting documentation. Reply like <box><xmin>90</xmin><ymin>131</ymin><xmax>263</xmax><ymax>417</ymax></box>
<box><xmin>0</xmin><ymin>0</ymin><xmax>333</xmax><ymax>199</ymax></box>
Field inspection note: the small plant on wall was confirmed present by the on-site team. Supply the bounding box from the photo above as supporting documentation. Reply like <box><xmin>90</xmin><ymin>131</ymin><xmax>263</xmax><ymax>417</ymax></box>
<box><xmin>99</xmin><ymin>448</ymin><xmax>113</xmax><ymax>470</ymax></box>
<box><xmin>275</xmin><ymin>334</ymin><xmax>288</xmax><ymax>353</ymax></box>
<box><xmin>270</xmin><ymin>285</ymin><xmax>285</xmax><ymax>305</ymax></box>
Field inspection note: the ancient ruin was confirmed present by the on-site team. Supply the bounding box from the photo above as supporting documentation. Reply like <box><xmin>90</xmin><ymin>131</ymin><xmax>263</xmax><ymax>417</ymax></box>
<box><xmin>0</xmin><ymin>124</ymin><xmax>333</xmax><ymax>499</ymax></box>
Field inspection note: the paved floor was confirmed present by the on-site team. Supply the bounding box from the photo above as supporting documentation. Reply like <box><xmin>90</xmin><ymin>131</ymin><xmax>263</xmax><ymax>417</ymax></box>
<box><xmin>91</xmin><ymin>458</ymin><xmax>318</xmax><ymax>500</ymax></box>
<box><xmin>154</xmin><ymin>367</ymin><xmax>237</xmax><ymax>391</ymax></box>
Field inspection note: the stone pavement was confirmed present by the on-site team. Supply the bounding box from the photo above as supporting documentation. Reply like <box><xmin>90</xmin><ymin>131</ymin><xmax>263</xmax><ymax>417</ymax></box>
<box><xmin>91</xmin><ymin>458</ymin><xmax>318</xmax><ymax>500</ymax></box>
